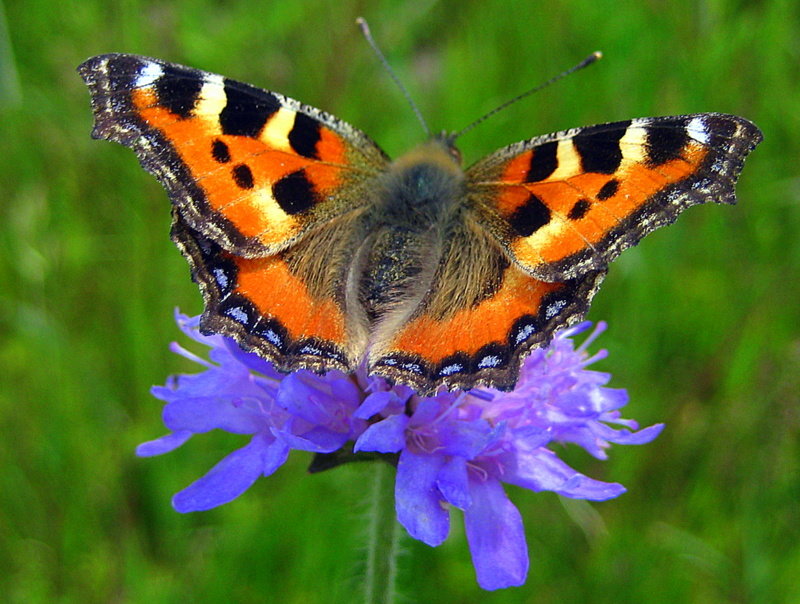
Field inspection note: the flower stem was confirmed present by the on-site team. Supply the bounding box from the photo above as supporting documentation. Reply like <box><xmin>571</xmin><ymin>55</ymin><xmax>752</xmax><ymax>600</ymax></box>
<box><xmin>364</xmin><ymin>461</ymin><xmax>399</xmax><ymax>604</ymax></box>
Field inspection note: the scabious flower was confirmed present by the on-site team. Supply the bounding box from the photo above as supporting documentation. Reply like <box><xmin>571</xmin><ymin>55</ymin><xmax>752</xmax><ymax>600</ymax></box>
<box><xmin>138</xmin><ymin>311</ymin><xmax>663</xmax><ymax>590</ymax></box>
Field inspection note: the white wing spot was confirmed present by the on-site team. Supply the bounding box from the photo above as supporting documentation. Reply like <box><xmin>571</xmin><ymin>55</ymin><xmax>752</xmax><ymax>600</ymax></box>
<box><xmin>439</xmin><ymin>363</ymin><xmax>464</xmax><ymax>376</ymax></box>
<box><xmin>136</xmin><ymin>62</ymin><xmax>163</xmax><ymax>88</ymax></box>
<box><xmin>687</xmin><ymin>117</ymin><xmax>710</xmax><ymax>145</ymax></box>
<box><xmin>264</xmin><ymin>329</ymin><xmax>282</xmax><ymax>347</ymax></box>
<box><xmin>477</xmin><ymin>355</ymin><xmax>502</xmax><ymax>369</ymax></box>
<box><xmin>545</xmin><ymin>299</ymin><xmax>567</xmax><ymax>319</ymax></box>
<box><xmin>213</xmin><ymin>268</ymin><xmax>228</xmax><ymax>290</ymax></box>
<box><xmin>299</xmin><ymin>344</ymin><xmax>323</xmax><ymax>355</ymax></box>
<box><xmin>515</xmin><ymin>323</ymin><xmax>536</xmax><ymax>345</ymax></box>
<box><xmin>227</xmin><ymin>306</ymin><xmax>248</xmax><ymax>324</ymax></box>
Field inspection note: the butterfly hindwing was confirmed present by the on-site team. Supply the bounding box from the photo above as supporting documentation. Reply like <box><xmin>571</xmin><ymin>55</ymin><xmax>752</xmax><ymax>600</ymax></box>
<box><xmin>467</xmin><ymin>114</ymin><xmax>762</xmax><ymax>281</ymax></box>
<box><xmin>368</xmin><ymin>214</ymin><xmax>606</xmax><ymax>393</ymax></box>
<box><xmin>171</xmin><ymin>210</ymin><xmax>364</xmax><ymax>372</ymax></box>
<box><xmin>78</xmin><ymin>54</ymin><xmax>388</xmax><ymax>257</ymax></box>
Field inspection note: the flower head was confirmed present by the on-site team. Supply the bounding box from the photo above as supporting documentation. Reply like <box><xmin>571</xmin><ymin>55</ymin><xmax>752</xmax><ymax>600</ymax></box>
<box><xmin>139</xmin><ymin>312</ymin><xmax>663</xmax><ymax>590</ymax></box>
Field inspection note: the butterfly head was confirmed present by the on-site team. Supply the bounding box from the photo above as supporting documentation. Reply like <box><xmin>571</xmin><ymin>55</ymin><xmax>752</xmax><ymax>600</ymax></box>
<box><xmin>392</xmin><ymin>135</ymin><xmax>463</xmax><ymax>174</ymax></box>
<box><xmin>436</xmin><ymin>130</ymin><xmax>463</xmax><ymax>165</ymax></box>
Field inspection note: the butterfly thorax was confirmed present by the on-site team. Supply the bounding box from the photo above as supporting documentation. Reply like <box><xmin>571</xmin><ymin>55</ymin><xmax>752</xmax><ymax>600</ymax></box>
<box><xmin>373</xmin><ymin>139</ymin><xmax>465</xmax><ymax>231</ymax></box>
<box><xmin>356</xmin><ymin>140</ymin><xmax>465</xmax><ymax>323</ymax></box>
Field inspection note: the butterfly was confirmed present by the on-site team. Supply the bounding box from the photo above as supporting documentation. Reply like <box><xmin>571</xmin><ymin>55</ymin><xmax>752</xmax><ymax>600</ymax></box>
<box><xmin>78</xmin><ymin>53</ymin><xmax>761</xmax><ymax>394</ymax></box>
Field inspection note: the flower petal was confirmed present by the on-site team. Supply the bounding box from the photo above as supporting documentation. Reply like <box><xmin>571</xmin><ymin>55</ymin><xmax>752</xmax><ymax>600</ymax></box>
<box><xmin>596</xmin><ymin>422</ymin><xmax>665</xmax><ymax>445</ymax></box>
<box><xmin>464</xmin><ymin>477</ymin><xmax>528</xmax><ymax>590</ymax></box>
<box><xmin>436</xmin><ymin>418</ymin><xmax>494</xmax><ymax>458</ymax></box>
<box><xmin>222</xmin><ymin>338</ymin><xmax>282</xmax><ymax>378</ymax></box>
<box><xmin>436</xmin><ymin>456</ymin><xmax>471</xmax><ymax>510</ymax></box>
<box><xmin>172</xmin><ymin>434</ymin><xmax>275</xmax><ymax>512</ymax></box>
<box><xmin>161</xmin><ymin>395</ymin><xmax>265</xmax><ymax>434</ymax></box>
<box><xmin>354</xmin><ymin>391</ymin><xmax>396</xmax><ymax>420</ymax></box>
<box><xmin>275</xmin><ymin>425</ymin><xmax>349</xmax><ymax>453</ymax></box>
<box><xmin>507</xmin><ymin>448</ymin><xmax>625</xmax><ymax>501</ymax></box>
<box><xmin>136</xmin><ymin>430</ymin><xmax>193</xmax><ymax>456</ymax></box>
<box><xmin>354</xmin><ymin>413</ymin><xmax>408</xmax><ymax>453</ymax></box>
<box><xmin>277</xmin><ymin>372</ymin><xmax>359</xmax><ymax>425</ymax></box>
<box><xmin>395</xmin><ymin>450</ymin><xmax>449</xmax><ymax>546</ymax></box>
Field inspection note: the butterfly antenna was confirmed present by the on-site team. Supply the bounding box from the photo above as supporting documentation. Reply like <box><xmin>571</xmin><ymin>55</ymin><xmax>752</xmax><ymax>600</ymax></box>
<box><xmin>453</xmin><ymin>51</ymin><xmax>603</xmax><ymax>141</ymax></box>
<box><xmin>357</xmin><ymin>17</ymin><xmax>431</xmax><ymax>138</ymax></box>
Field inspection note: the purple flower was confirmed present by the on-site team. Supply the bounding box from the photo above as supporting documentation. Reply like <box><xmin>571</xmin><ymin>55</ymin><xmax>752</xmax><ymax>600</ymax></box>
<box><xmin>136</xmin><ymin>312</ymin><xmax>366</xmax><ymax>511</ymax></box>
<box><xmin>140</xmin><ymin>312</ymin><xmax>663</xmax><ymax>590</ymax></box>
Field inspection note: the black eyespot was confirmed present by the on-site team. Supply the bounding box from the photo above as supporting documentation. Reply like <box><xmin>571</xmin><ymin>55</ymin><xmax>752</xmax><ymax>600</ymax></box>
<box><xmin>568</xmin><ymin>198</ymin><xmax>591</xmax><ymax>220</ymax></box>
<box><xmin>212</xmin><ymin>139</ymin><xmax>231</xmax><ymax>163</ymax></box>
<box><xmin>509</xmin><ymin>193</ymin><xmax>551</xmax><ymax>236</ymax></box>
<box><xmin>596</xmin><ymin>179</ymin><xmax>619</xmax><ymax>201</ymax></box>
<box><xmin>271</xmin><ymin>169</ymin><xmax>319</xmax><ymax>214</ymax></box>
<box><xmin>232</xmin><ymin>164</ymin><xmax>254</xmax><ymax>189</ymax></box>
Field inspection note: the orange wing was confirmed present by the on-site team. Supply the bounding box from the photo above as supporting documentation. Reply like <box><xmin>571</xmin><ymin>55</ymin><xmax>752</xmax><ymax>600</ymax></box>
<box><xmin>370</xmin><ymin>262</ymin><xmax>605</xmax><ymax>394</ymax></box>
<box><xmin>369</xmin><ymin>115</ymin><xmax>761</xmax><ymax>393</ymax></box>
<box><xmin>79</xmin><ymin>54</ymin><xmax>389</xmax><ymax>373</ymax></box>
<box><xmin>78</xmin><ymin>54</ymin><xmax>388</xmax><ymax>256</ymax></box>
<box><xmin>171</xmin><ymin>212</ymin><xmax>357</xmax><ymax>372</ymax></box>
<box><xmin>467</xmin><ymin>114</ymin><xmax>762</xmax><ymax>280</ymax></box>
<box><xmin>368</xmin><ymin>217</ymin><xmax>606</xmax><ymax>393</ymax></box>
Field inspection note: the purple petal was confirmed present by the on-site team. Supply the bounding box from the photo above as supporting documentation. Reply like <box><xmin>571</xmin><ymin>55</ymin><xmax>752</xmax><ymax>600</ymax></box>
<box><xmin>174</xmin><ymin>311</ymin><xmax>213</xmax><ymax>345</ymax></box>
<box><xmin>591</xmin><ymin>386</ymin><xmax>629</xmax><ymax>411</ymax></box>
<box><xmin>223</xmin><ymin>338</ymin><xmax>282</xmax><ymax>378</ymax></box>
<box><xmin>597</xmin><ymin>422</ymin><xmax>665</xmax><ymax>445</ymax></box>
<box><xmin>411</xmin><ymin>397</ymin><xmax>448</xmax><ymax>425</ymax></box>
<box><xmin>172</xmin><ymin>434</ymin><xmax>274</xmax><ymax>512</ymax></box>
<box><xmin>464</xmin><ymin>477</ymin><xmax>528</xmax><ymax>590</ymax></box>
<box><xmin>136</xmin><ymin>430</ymin><xmax>193</xmax><ymax>456</ymax></box>
<box><xmin>436</xmin><ymin>418</ymin><xmax>494</xmax><ymax>458</ymax></box>
<box><xmin>510</xmin><ymin>425</ymin><xmax>552</xmax><ymax>449</ymax></box>
<box><xmin>395</xmin><ymin>450</ymin><xmax>449</xmax><ymax>546</ymax></box>
<box><xmin>161</xmin><ymin>396</ymin><xmax>265</xmax><ymax>434</ymax></box>
<box><xmin>436</xmin><ymin>456</ymin><xmax>471</xmax><ymax>510</ymax></box>
<box><xmin>275</xmin><ymin>373</ymin><xmax>326</xmax><ymax>420</ymax></box>
<box><xmin>508</xmin><ymin>448</ymin><xmax>625</xmax><ymax>501</ymax></box>
<box><xmin>327</xmin><ymin>375</ymin><xmax>362</xmax><ymax>404</ymax></box>
<box><xmin>354</xmin><ymin>391</ymin><xmax>396</xmax><ymax>420</ymax></box>
<box><xmin>354</xmin><ymin>413</ymin><xmax>408</xmax><ymax>453</ymax></box>
<box><xmin>259</xmin><ymin>437</ymin><xmax>291</xmax><ymax>477</ymax></box>
<box><xmin>276</xmin><ymin>372</ymin><xmax>358</xmax><ymax>425</ymax></box>
<box><xmin>275</xmin><ymin>425</ymin><xmax>349</xmax><ymax>453</ymax></box>
<box><xmin>558</xmin><ymin>473</ymin><xmax>626</xmax><ymax>500</ymax></box>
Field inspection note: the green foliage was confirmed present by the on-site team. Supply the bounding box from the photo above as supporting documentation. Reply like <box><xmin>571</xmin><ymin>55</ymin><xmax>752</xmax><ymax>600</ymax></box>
<box><xmin>1</xmin><ymin>0</ymin><xmax>798</xmax><ymax>601</ymax></box>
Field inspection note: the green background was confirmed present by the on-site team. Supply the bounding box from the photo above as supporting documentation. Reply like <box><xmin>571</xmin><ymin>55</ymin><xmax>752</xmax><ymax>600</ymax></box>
<box><xmin>2</xmin><ymin>0</ymin><xmax>798</xmax><ymax>602</ymax></box>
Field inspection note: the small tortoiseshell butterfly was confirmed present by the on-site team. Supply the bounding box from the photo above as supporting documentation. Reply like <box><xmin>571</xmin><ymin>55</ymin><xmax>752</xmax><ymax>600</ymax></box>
<box><xmin>78</xmin><ymin>52</ymin><xmax>761</xmax><ymax>394</ymax></box>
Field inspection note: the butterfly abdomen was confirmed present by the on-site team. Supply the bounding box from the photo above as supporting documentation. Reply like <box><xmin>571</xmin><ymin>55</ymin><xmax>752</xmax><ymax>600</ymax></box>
<box><xmin>358</xmin><ymin>228</ymin><xmax>431</xmax><ymax>321</ymax></box>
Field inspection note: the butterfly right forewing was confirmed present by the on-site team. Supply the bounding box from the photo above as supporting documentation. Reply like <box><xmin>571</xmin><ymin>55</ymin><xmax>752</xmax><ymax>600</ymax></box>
<box><xmin>466</xmin><ymin>113</ymin><xmax>762</xmax><ymax>281</ymax></box>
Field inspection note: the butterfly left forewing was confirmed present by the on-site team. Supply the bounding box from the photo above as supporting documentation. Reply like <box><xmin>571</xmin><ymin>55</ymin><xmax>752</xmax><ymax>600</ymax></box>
<box><xmin>467</xmin><ymin>113</ymin><xmax>762</xmax><ymax>281</ymax></box>
<box><xmin>78</xmin><ymin>54</ymin><xmax>388</xmax><ymax>257</ymax></box>
<box><xmin>79</xmin><ymin>53</ymin><xmax>394</xmax><ymax>375</ymax></box>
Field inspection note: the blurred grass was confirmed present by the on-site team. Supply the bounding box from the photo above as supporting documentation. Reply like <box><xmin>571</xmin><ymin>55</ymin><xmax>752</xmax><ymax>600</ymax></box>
<box><xmin>1</xmin><ymin>0</ymin><xmax>798</xmax><ymax>602</ymax></box>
